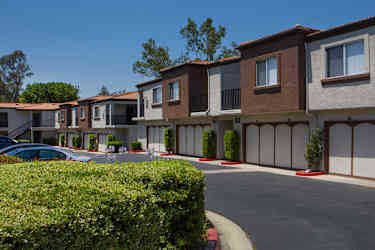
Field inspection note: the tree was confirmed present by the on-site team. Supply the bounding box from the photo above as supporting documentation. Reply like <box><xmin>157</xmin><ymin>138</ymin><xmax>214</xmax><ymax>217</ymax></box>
<box><xmin>20</xmin><ymin>82</ymin><xmax>79</xmax><ymax>103</ymax></box>
<box><xmin>305</xmin><ymin>128</ymin><xmax>324</xmax><ymax>170</ymax></box>
<box><xmin>98</xmin><ymin>85</ymin><xmax>110</xmax><ymax>96</ymax></box>
<box><xmin>0</xmin><ymin>50</ymin><xmax>33</xmax><ymax>102</ymax></box>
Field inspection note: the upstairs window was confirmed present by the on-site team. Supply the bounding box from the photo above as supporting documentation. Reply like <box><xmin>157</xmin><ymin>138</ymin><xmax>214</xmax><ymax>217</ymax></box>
<box><xmin>152</xmin><ymin>87</ymin><xmax>162</xmax><ymax>104</ymax></box>
<box><xmin>61</xmin><ymin>111</ymin><xmax>65</xmax><ymax>121</ymax></box>
<box><xmin>256</xmin><ymin>57</ymin><xmax>278</xmax><ymax>87</ymax></box>
<box><xmin>168</xmin><ymin>82</ymin><xmax>179</xmax><ymax>101</ymax></box>
<box><xmin>326</xmin><ymin>40</ymin><xmax>364</xmax><ymax>78</ymax></box>
<box><xmin>94</xmin><ymin>106</ymin><xmax>100</xmax><ymax>119</ymax></box>
<box><xmin>57</xmin><ymin>111</ymin><xmax>61</xmax><ymax>122</ymax></box>
<box><xmin>80</xmin><ymin>107</ymin><xmax>86</xmax><ymax>119</ymax></box>
<box><xmin>0</xmin><ymin>112</ymin><xmax>8</xmax><ymax>127</ymax></box>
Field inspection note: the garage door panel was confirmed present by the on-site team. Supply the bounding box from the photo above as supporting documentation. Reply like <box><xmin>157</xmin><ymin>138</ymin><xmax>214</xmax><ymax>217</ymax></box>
<box><xmin>179</xmin><ymin>126</ymin><xmax>186</xmax><ymax>155</ymax></box>
<box><xmin>186</xmin><ymin>126</ymin><xmax>195</xmax><ymax>155</ymax></box>
<box><xmin>275</xmin><ymin>125</ymin><xmax>291</xmax><ymax>168</ymax></box>
<box><xmin>246</xmin><ymin>125</ymin><xmax>259</xmax><ymax>164</ymax></box>
<box><xmin>353</xmin><ymin>123</ymin><xmax>375</xmax><ymax>179</ymax></box>
<box><xmin>329</xmin><ymin>124</ymin><xmax>352</xmax><ymax>175</ymax></box>
<box><xmin>194</xmin><ymin>126</ymin><xmax>203</xmax><ymax>157</ymax></box>
<box><xmin>160</xmin><ymin>127</ymin><xmax>166</xmax><ymax>152</ymax></box>
<box><xmin>98</xmin><ymin>134</ymin><xmax>107</xmax><ymax>152</ymax></box>
<box><xmin>293</xmin><ymin>124</ymin><xmax>309</xmax><ymax>169</ymax></box>
<box><xmin>260</xmin><ymin>125</ymin><xmax>274</xmax><ymax>166</ymax></box>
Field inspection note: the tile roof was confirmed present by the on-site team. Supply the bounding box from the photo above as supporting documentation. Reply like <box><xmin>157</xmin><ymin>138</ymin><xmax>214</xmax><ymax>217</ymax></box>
<box><xmin>160</xmin><ymin>60</ymin><xmax>210</xmax><ymax>73</ymax></box>
<box><xmin>0</xmin><ymin>103</ymin><xmax>60</xmax><ymax>110</ymax></box>
<box><xmin>136</xmin><ymin>78</ymin><xmax>162</xmax><ymax>88</ymax></box>
<box><xmin>112</xmin><ymin>91</ymin><xmax>138</xmax><ymax>100</ymax></box>
<box><xmin>208</xmin><ymin>56</ymin><xmax>241</xmax><ymax>67</ymax></box>
<box><xmin>78</xmin><ymin>95</ymin><xmax>111</xmax><ymax>103</ymax></box>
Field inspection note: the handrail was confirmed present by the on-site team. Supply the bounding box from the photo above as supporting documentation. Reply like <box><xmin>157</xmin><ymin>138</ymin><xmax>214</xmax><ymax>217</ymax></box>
<box><xmin>8</xmin><ymin>120</ymin><xmax>32</xmax><ymax>138</ymax></box>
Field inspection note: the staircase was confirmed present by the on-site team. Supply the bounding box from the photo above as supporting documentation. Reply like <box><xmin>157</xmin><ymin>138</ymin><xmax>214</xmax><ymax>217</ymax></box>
<box><xmin>8</xmin><ymin>121</ymin><xmax>32</xmax><ymax>139</ymax></box>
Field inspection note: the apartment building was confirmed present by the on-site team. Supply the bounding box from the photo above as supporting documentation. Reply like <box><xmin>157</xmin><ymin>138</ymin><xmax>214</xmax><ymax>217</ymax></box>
<box><xmin>0</xmin><ymin>103</ymin><xmax>59</xmax><ymax>142</ymax></box>
<box><xmin>56</xmin><ymin>92</ymin><xmax>138</xmax><ymax>151</ymax></box>
<box><xmin>135</xmin><ymin>16</ymin><xmax>375</xmax><ymax>179</ymax></box>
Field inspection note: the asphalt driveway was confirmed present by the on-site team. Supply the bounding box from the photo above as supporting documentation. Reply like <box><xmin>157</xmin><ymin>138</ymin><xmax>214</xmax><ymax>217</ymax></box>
<box><xmin>75</xmin><ymin>151</ymin><xmax>375</xmax><ymax>250</ymax></box>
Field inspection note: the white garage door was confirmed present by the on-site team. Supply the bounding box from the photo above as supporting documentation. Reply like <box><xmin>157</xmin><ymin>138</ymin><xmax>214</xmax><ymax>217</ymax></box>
<box><xmin>148</xmin><ymin>126</ymin><xmax>166</xmax><ymax>152</ymax></box>
<box><xmin>245</xmin><ymin>122</ymin><xmax>309</xmax><ymax>169</ymax></box>
<box><xmin>68</xmin><ymin>133</ymin><xmax>74</xmax><ymax>147</ymax></box>
<box><xmin>98</xmin><ymin>134</ymin><xmax>107</xmax><ymax>152</ymax></box>
<box><xmin>178</xmin><ymin>125</ymin><xmax>210</xmax><ymax>157</ymax></box>
<box><xmin>329</xmin><ymin>122</ymin><xmax>375</xmax><ymax>179</ymax></box>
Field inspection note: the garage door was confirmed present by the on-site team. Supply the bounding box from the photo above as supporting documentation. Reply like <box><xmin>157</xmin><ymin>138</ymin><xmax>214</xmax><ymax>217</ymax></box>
<box><xmin>147</xmin><ymin>126</ymin><xmax>166</xmax><ymax>152</ymax></box>
<box><xmin>327</xmin><ymin>121</ymin><xmax>375</xmax><ymax>179</ymax></box>
<box><xmin>178</xmin><ymin>125</ymin><xmax>210</xmax><ymax>157</ymax></box>
<box><xmin>245</xmin><ymin>122</ymin><xmax>309</xmax><ymax>169</ymax></box>
<box><xmin>98</xmin><ymin>134</ymin><xmax>107</xmax><ymax>152</ymax></box>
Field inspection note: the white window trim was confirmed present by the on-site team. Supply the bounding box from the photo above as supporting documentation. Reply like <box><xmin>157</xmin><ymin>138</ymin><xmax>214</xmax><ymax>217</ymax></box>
<box><xmin>152</xmin><ymin>87</ymin><xmax>162</xmax><ymax>105</ymax></box>
<box><xmin>321</xmin><ymin>33</ymin><xmax>369</xmax><ymax>80</ymax></box>
<box><xmin>94</xmin><ymin>106</ymin><xmax>100</xmax><ymax>119</ymax></box>
<box><xmin>256</xmin><ymin>56</ymin><xmax>278</xmax><ymax>87</ymax></box>
<box><xmin>168</xmin><ymin>82</ymin><xmax>179</xmax><ymax>101</ymax></box>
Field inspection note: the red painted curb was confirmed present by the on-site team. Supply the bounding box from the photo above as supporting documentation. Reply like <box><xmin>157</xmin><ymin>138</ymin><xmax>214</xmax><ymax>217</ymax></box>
<box><xmin>296</xmin><ymin>171</ymin><xmax>325</xmax><ymax>176</ymax></box>
<box><xmin>160</xmin><ymin>153</ymin><xmax>175</xmax><ymax>156</ymax></box>
<box><xmin>199</xmin><ymin>158</ymin><xmax>216</xmax><ymax>162</ymax></box>
<box><xmin>128</xmin><ymin>150</ymin><xmax>146</xmax><ymax>153</ymax></box>
<box><xmin>221</xmin><ymin>161</ymin><xmax>242</xmax><ymax>165</ymax></box>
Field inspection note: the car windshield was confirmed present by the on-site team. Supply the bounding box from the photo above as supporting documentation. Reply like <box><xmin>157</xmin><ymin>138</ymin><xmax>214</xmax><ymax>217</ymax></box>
<box><xmin>59</xmin><ymin>149</ymin><xmax>76</xmax><ymax>157</ymax></box>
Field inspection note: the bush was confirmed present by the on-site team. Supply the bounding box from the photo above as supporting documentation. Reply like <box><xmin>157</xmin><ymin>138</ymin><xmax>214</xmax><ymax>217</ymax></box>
<box><xmin>72</xmin><ymin>135</ymin><xmax>81</xmax><ymax>148</ymax></box>
<box><xmin>106</xmin><ymin>134</ymin><xmax>115</xmax><ymax>146</ymax></box>
<box><xmin>305</xmin><ymin>128</ymin><xmax>324</xmax><ymax>169</ymax></box>
<box><xmin>202</xmin><ymin>130</ymin><xmax>216</xmax><ymax>159</ymax></box>
<box><xmin>224</xmin><ymin>130</ymin><xmax>240</xmax><ymax>161</ymax></box>
<box><xmin>164</xmin><ymin>128</ymin><xmax>174</xmax><ymax>153</ymax></box>
<box><xmin>0</xmin><ymin>154</ymin><xmax>23</xmax><ymax>164</ymax></box>
<box><xmin>17</xmin><ymin>139</ymin><xmax>31</xmax><ymax>143</ymax></box>
<box><xmin>42</xmin><ymin>137</ymin><xmax>57</xmax><ymax>146</ymax></box>
<box><xmin>130</xmin><ymin>141</ymin><xmax>142</xmax><ymax>150</ymax></box>
<box><xmin>59</xmin><ymin>134</ymin><xmax>65</xmax><ymax>147</ymax></box>
<box><xmin>88</xmin><ymin>134</ymin><xmax>96</xmax><ymax>151</ymax></box>
<box><xmin>108</xmin><ymin>140</ymin><xmax>122</xmax><ymax>153</ymax></box>
<box><xmin>0</xmin><ymin>160</ymin><xmax>205</xmax><ymax>249</ymax></box>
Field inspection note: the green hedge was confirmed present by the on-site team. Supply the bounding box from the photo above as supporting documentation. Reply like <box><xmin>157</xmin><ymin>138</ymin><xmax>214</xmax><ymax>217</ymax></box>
<box><xmin>164</xmin><ymin>128</ymin><xmax>174</xmax><ymax>153</ymax></box>
<box><xmin>72</xmin><ymin>135</ymin><xmax>81</xmax><ymax>148</ymax></box>
<box><xmin>130</xmin><ymin>141</ymin><xmax>142</xmax><ymax>150</ymax></box>
<box><xmin>106</xmin><ymin>134</ymin><xmax>115</xmax><ymax>146</ymax></box>
<box><xmin>88</xmin><ymin>134</ymin><xmax>96</xmax><ymax>151</ymax></box>
<box><xmin>0</xmin><ymin>160</ymin><xmax>206</xmax><ymax>249</ymax></box>
<box><xmin>202</xmin><ymin>130</ymin><xmax>216</xmax><ymax>159</ymax></box>
<box><xmin>59</xmin><ymin>134</ymin><xmax>65</xmax><ymax>147</ymax></box>
<box><xmin>42</xmin><ymin>137</ymin><xmax>57</xmax><ymax>146</ymax></box>
<box><xmin>0</xmin><ymin>155</ymin><xmax>23</xmax><ymax>164</ymax></box>
<box><xmin>224</xmin><ymin>130</ymin><xmax>240</xmax><ymax>161</ymax></box>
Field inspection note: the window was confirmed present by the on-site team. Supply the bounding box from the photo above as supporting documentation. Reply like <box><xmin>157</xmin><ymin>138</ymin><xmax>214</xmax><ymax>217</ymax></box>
<box><xmin>61</xmin><ymin>111</ymin><xmax>65</xmax><ymax>121</ymax></box>
<box><xmin>326</xmin><ymin>40</ymin><xmax>364</xmax><ymax>78</ymax></box>
<box><xmin>152</xmin><ymin>87</ymin><xmax>162</xmax><ymax>104</ymax></box>
<box><xmin>15</xmin><ymin>150</ymin><xmax>39</xmax><ymax>161</ymax></box>
<box><xmin>168</xmin><ymin>82</ymin><xmax>179</xmax><ymax>101</ymax></box>
<box><xmin>94</xmin><ymin>106</ymin><xmax>100</xmax><ymax>119</ymax></box>
<box><xmin>0</xmin><ymin>112</ymin><xmax>8</xmax><ymax>127</ymax></box>
<box><xmin>256</xmin><ymin>57</ymin><xmax>278</xmax><ymax>86</ymax></box>
<box><xmin>80</xmin><ymin>107</ymin><xmax>86</xmax><ymax>119</ymax></box>
<box><xmin>39</xmin><ymin>149</ymin><xmax>66</xmax><ymax>161</ymax></box>
<box><xmin>57</xmin><ymin>111</ymin><xmax>61</xmax><ymax>122</ymax></box>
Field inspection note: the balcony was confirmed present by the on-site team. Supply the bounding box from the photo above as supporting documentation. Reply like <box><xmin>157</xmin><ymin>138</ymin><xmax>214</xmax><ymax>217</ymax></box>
<box><xmin>191</xmin><ymin>94</ymin><xmax>208</xmax><ymax>113</ymax></box>
<box><xmin>222</xmin><ymin>88</ymin><xmax>241</xmax><ymax>110</ymax></box>
<box><xmin>111</xmin><ymin>115</ymin><xmax>136</xmax><ymax>125</ymax></box>
<box><xmin>32</xmin><ymin>119</ymin><xmax>55</xmax><ymax>128</ymax></box>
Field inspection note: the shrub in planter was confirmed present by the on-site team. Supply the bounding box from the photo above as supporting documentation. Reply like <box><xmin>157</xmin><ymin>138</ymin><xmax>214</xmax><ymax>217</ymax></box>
<box><xmin>72</xmin><ymin>135</ymin><xmax>81</xmax><ymax>148</ymax></box>
<box><xmin>108</xmin><ymin>140</ymin><xmax>123</xmax><ymax>153</ymax></box>
<box><xmin>88</xmin><ymin>134</ymin><xmax>97</xmax><ymax>151</ymax></box>
<box><xmin>0</xmin><ymin>154</ymin><xmax>23</xmax><ymax>164</ymax></box>
<box><xmin>202</xmin><ymin>130</ymin><xmax>216</xmax><ymax>159</ymax></box>
<box><xmin>224</xmin><ymin>130</ymin><xmax>240</xmax><ymax>161</ymax></box>
<box><xmin>42</xmin><ymin>137</ymin><xmax>57</xmax><ymax>146</ymax></box>
<box><xmin>17</xmin><ymin>139</ymin><xmax>31</xmax><ymax>143</ymax></box>
<box><xmin>164</xmin><ymin>128</ymin><xmax>174</xmax><ymax>153</ymax></box>
<box><xmin>106</xmin><ymin>134</ymin><xmax>115</xmax><ymax>146</ymax></box>
<box><xmin>59</xmin><ymin>134</ymin><xmax>65</xmax><ymax>147</ymax></box>
<box><xmin>305</xmin><ymin>128</ymin><xmax>324</xmax><ymax>170</ymax></box>
<box><xmin>130</xmin><ymin>141</ymin><xmax>142</xmax><ymax>151</ymax></box>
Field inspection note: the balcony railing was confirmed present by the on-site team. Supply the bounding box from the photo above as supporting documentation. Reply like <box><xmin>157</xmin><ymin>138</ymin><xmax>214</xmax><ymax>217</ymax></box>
<box><xmin>111</xmin><ymin>115</ymin><xmax>136</xmax><ymax>125</ymax></box>
<box><xmin>221</xmin><ymin>88</ymin><xmax>241</xmax><ymax>110</ymax></box>
<box><xmin>191</xmin><ymin>94</ymin><xmax>208</xmax><ymax>112</ymax></box>
<box><xmin>0</xmin><ymin>120</ymin><xmax>8</xmax><ymax>128</ymax></box>
<box><xmin>32</xmin><ymin>119</ymin><xmax>55</xmax><ymax>128</ymax></box>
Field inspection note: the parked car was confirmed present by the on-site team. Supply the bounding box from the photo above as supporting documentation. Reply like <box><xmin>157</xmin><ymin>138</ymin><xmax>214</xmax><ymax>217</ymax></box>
<box><xmin>6</xmin><ymin>147</ymin><xmax>91</xmax><ymax>162</ymax></box>
<box><xmin>0</xmin><ymin>143</ymin><xmax>49</xmax><ymax>154</ymax></box>
<box><xmin>0</xmin><ymin>136</ymin><xmax>18</xmax><ymax>150</ymax></box>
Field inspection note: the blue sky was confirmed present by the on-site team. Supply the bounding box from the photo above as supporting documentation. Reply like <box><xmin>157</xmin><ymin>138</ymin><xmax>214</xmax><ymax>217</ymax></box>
<box><xmin>0</xmin><ymin>0</ymin><xmax>373</xmax><ymax>98</ymax></box>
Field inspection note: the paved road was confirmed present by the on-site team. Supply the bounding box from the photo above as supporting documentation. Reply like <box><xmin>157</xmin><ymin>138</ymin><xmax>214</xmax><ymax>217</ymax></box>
<box><xmin>76</xmin><ymin>152</ymin><xmax>375</xmax><ymax>250</ymax></box>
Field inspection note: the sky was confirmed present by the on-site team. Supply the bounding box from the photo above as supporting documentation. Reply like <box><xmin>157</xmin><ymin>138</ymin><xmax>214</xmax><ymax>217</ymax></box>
<box><xmin>0</xmin><ymin>0</ymin><xmax>373</xmax><ymax>98</ymax></box>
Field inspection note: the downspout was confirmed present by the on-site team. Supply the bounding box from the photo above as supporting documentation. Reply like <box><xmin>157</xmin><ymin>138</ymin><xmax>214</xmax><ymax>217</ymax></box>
<box><xmin>206</xmin><ymin>68</ymin><xmax>210</xmax><ymax>116</ymax></box>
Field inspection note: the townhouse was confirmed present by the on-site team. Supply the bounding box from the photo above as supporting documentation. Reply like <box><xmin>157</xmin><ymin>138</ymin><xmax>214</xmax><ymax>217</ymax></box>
<box><xmin>135</xmin><ymin>16</ymin><xmax>375</xmax><ymax>179</ymax></box>
<box><xmin>0</xmin><ymin>103</ymin><xmax>59</xmax><ymax>143</ymax></box>
<box><xmin>55</xmin><ymin>92</ymin><xmax>138</xmax><ymax>151</ymax></box>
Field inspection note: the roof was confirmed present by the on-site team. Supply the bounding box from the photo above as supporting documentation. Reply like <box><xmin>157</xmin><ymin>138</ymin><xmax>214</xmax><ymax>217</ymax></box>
<box><xmin>90</xmin><ymin>92</ymin><xmax>138</xmax><ymax>103</ymax></box>
<box><xmin>136</xmin><ymin>78</ymin><xmax>162</xmax><ymax>88</ymax></box>
<box><xmin>59</xmin><ymin>100</ymin><xmax>79</xmax><ymax>106</ymax></box>
<box><xmin>307</xmin><ymin>16</ymin><xmax>375</xmax><ymax>42</ymax></box>
<box><xmin>0</xmin><ymin>103</ymin><xmax>60</xmax><ymax>110</ymax></box>
<box><xmin>208</xmin><ymin>56</ymin><xmax>241</xmax><ymax>67</ymax></box>
<box><xmin>77</xmin><ymin>95</ymin><xmax>111</xmax><ymax>103</ymax></box>
<box><xmin>160</xmin><ymin>60</ymin><xmax>210</xmax><ymax>73</ymax></box>
<box><xmin>238</xmin><ymin>25</ymin><xmax>318</xmax><ymax>49</ymax></box>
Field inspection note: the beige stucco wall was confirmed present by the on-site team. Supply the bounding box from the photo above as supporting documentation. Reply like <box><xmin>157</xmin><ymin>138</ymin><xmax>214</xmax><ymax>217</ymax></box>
<box><xmin>0</xmin><ymin>108</ymin><xmax>30</xmax><ymax>132</ymax></box>
<box><xmin>138</xmin><ymin>82</ymin><xmax>163</xmax><ymax>121</ymax></box>
<box><xmin>307</xmin><ymin>26</ymin><xmax>375</xmax><ymax>111</ymax></box>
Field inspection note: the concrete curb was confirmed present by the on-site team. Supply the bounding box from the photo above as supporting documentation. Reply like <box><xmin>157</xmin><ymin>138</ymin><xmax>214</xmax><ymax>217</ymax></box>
<box><xmin>206</xmin><ymin>210</ymin><xmax>254</xmax><ymax>250</ymax></box>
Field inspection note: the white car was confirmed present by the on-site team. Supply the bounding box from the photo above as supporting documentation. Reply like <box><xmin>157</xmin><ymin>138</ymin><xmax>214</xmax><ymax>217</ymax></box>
<box><xmin>7</xmin><ymin>147</ymin><xmax>91</xmax><ymax>162</ymax></box>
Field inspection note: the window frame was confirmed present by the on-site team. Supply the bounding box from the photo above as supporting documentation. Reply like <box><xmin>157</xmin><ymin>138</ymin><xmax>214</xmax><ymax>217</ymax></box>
<box><xmin>168</xmin><ymin>81</ymin><xmax>180</xmax><ymax>101</ymax></box>
<box><xmin>325</xmin><ymin>39</ymin><xmax>365</xmax><ymax>78</ymax></box>
<box><xmin>152</xmin><ymin>87</ymin><xmax>162</xmax><ymax>105</ymax></box>
<box><xmin>256</xmin><ymin>56</ymin><xmax>278</xmax><ymax>87</ymax></box>
<box><xmin>61</xmin><ymin>111</ymin><xmax>65</xmax><ymax>121</ymax></box>
<box><xmin>80</xmin><ymin>107</ymin><xmax>86</xmax><ymax>120</ymax></box>
<box><xmin>94</xmin><ymin>106</ymin><xmax>100</xmax><ymax>120</ymax></box>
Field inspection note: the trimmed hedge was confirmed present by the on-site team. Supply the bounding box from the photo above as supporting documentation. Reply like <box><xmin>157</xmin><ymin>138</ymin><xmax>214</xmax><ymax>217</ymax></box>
<box><xmin>17</xmin><ymin>139</ymin><xmax>31</xmax><ymax>143</ymax></box>
<box><xmin>88</xmin><ymin>134</ymin><xmax>96</xmax><ymax>151</ymax></box>
<box><xmin>202</xmin><ymin>130</ymin><xmax>216</xmax><ymax>159</ymax></box>
<box><xmin>130</xmin><ymin>141</ymin><xmax>142</xmax><ymax>150</ymax></box>
<box><xmin>59</xmin><ymin>134</ymin><xmax>65</xmax><ymax>147</ymax></box>
<box><xmin>224</xmin><ymin>130</ymin><xmax>240</xmax><ymax>161</ymax></box>
<box><xmin>164</xmin><ymin>128</ymin><xmax>174</xmax><ymax>153</ymax></box>
<box><xmin>42</xmin><ymin>137</ymin><xmax>57</xmax><ymax>146</ymax></box>
<box><xmin>0</xmin><ymin>160</ymin><xmax>206</xmax><ymax>249</ymax></box>
<box><xmin>0</xmin><ymin>155</ymin><xmax>23</xmax><ymax>164</ymax></box>
<box><xmin>106</xmin><ymin>134</ymin><xmax>115</xmax><ymax>146</ymax></box>
<box><xmin>108</xmin><ymin>140</ymin><xmax>122</xmax><ymax>153</ymax></box>
<box><xmin>72</xmin><ymin>135</ymin><xmax>81</xmax><ymax>148</ymax></box>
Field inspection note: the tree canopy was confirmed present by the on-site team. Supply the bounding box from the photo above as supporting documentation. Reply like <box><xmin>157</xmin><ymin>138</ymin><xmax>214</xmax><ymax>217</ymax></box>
<box><xmin>133</xmin><ymin>18</ymin><xmax>239</xmax><ymax>77</ymax></box>
<box><xmin>0</xmin><ymin>50</ymin><xmax>33</xmax><ymax>102</ymax></box>
<box><xmin>19</xmin><ymin>82</ymin><xmax>79</xmax><ymax>103</ymax></box>
<box><xmin>98</xmin><ymin>85</ymin><xmax>110</xmax><ymax>96</ymax></box>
